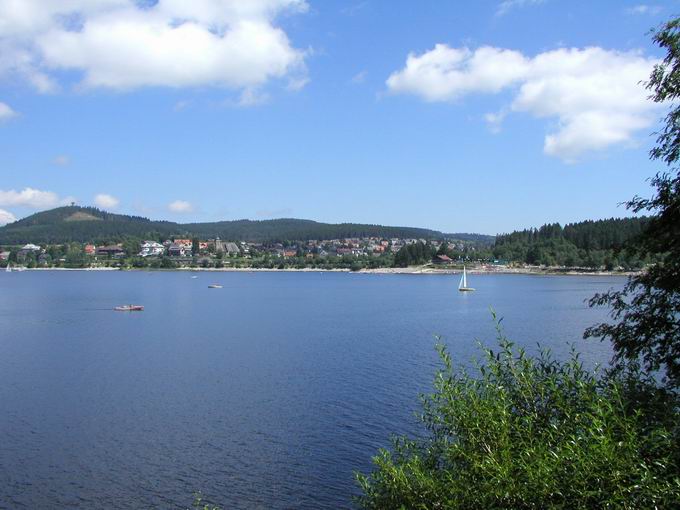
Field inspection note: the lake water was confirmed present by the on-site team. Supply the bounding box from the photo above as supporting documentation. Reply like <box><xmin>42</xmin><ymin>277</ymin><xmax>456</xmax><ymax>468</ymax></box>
<box><xmin>0</xmin><ymin>271</ymin><xmax>623</xmax><ymax>509</ymax></box>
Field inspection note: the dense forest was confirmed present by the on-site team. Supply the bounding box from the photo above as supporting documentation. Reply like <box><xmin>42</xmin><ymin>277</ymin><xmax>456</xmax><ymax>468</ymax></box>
<box><xmin>0</xmin><ymin>206</ymin><xmax>487</xmax><ymax>244</ymax></box>
<box><xmin>493</xmin><ymin>217</ymin><xmax>651</xmax><ymax>269</ymax></box>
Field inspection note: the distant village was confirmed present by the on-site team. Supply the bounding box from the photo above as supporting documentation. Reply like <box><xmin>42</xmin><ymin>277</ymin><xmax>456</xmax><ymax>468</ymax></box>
<box><xmin>0</xmin><ymin>236</ymin><xmax>481</xmax><ymax>269</ymax></box>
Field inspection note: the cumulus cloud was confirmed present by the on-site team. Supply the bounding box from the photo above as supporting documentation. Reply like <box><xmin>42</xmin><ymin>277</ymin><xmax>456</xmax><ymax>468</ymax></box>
<box><xmin>168</xmin><ymin>200</ymin><xmax>193</xmax><ymax>213</ymax></box>
<box><xmin>94</xmin><ymin>193</ymin><xmax>119</xmax><ymax>209</ymax></box>
<box><xmin>387</xmin><ymin>45</ymin><xmax>530</xmax><ymax>101</ymax></box>
<box><xmin>387</xmin><ymin>44</ymin><xmax>659</xmax><ymax>162</ymax></box>
<box><xmin>0</xmin><ymin>208</ymin><xmax>16</xmax><ymax>225</ymax></box>
<box><xmin>0</xmin><ymin>187</ymin><xmax>61</xmax><ymax>208</ymax></box>
<box><xmin>0</xmin><ymin>0</ymin><xmax>309</xmax><ymax>94</ymax></box>
<box><xmin>0</xmin><ymin>101</ymin><xmax>17</xmax><ymax>121</ymax></box>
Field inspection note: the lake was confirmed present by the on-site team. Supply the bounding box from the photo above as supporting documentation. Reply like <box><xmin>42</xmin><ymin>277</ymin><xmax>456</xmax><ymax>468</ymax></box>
<box><xmin>0</xmin><ymin>271</ymin><xmax>622</xmax><ymax>509</ymax></box>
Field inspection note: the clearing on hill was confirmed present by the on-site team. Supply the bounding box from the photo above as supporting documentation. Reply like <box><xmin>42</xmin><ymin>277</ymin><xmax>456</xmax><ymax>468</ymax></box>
<box><xmin>64</xmin><ymin>212</ymin><xmax>103</xmax><ymax>222</ymax></box>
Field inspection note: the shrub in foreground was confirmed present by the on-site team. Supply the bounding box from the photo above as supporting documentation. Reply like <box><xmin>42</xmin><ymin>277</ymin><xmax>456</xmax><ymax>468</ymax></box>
<box><xmin>356</xmin><ymin>323</ymin><xmax>680</xmax><ymax>509</ymax></box>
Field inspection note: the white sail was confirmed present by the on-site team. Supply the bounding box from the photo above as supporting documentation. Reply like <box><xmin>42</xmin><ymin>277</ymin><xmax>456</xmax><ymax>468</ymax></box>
<box><xmin>458</xmin><ymin>265</ymin><xmax>474</xmax><ymax>291</ymax></box>
<box><xmin>5</xmin><ymin>262</ymin><xmax>10</xmax><ymax>273</ymax></box>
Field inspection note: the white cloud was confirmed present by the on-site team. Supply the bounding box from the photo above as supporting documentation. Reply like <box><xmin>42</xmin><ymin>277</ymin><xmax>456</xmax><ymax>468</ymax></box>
<box><xmin>237</xmin><ymin>87</ymin><xmax>270</xmax><ymax>107</ymax></box>
<box><xmin>286</xmin><ymin>75</ymin><xmax>309</xmax><ymax>91</ymax></box>
<box><xmin>173</xmin><ymin>100</ymin><xmax>191</xmax><ymax>112</ymax></box>
<box><xmin>0</xmin><ymin>187</ymin><xmax>61</xmax><ymax>208</ymax></box>
<box><xmin>496</xmin><ymin>0</ymin><xmax>545</xmax><ymax>16</ymax></box>
<box><xmin>485</xmin><ymin>110</ymin><xmax>507</xmax><ymax>134</ymax></box>
<box><xmin>0</xmin><ymin>101</ymin><xmax>17</xmax><ymax>120</ymax></box>
<box><xmin>351</xmin><ymin>70</ymin><xmax>367</xmax><ymax>84</ymax></box>
<box><xmin>0</xmin><ymin>208</ymin><xmax>16</xmax><ymax>225</ymax></box>
<box><xmin>52</xmin><ymin>154</ymin><xmax>70</xmax><ymax>166</ymax></box>
<box><xmin>0</xmin><ymin>0</ymin><xmax>308</xmax><ymax>94</ymax></box>
<box><xmin>94</xmin><ymin>193</ymin><xmax>119</xmax><ymax>209</ymax></box>
<box><xmin>626</xmin><ymin>5</ymin><xmax>662</xmax><ymax>15</ymax></box>
<box><xmin>387</xmin><ymin>44</ymin><xmax>659</xmax><ymax>162</ymax></box>
<box><xmin>387</xmin><ymin>45</ymin><xmax>530</xmax><ymax>102</ymax></box>
<box><xmin>341</xmin><ymin>2</ymin><xmax>368</xmax><ymax>16</ymax></box>
<box><xmin>168</xmin><ymin>200</ymin><xmax>193</xmax><ymax>213</ymax></box>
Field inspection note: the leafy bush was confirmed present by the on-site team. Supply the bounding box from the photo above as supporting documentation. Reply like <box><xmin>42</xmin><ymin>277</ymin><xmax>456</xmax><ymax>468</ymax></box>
<box><xmin>356</xmin><ymin>320</ymin><xmax>680</xmax><ymax>509</ymax></box>
<box><xmin>189</xmin><ymin>493</ymin><xmax>220</xmax><ymax>510</ymax></box>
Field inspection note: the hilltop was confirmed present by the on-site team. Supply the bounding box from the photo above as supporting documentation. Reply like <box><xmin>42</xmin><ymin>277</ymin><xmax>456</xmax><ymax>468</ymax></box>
<box><xmin>0</xmin><ymin>206</ymin><xmax>491</xmax><ymax>244</ymax></box>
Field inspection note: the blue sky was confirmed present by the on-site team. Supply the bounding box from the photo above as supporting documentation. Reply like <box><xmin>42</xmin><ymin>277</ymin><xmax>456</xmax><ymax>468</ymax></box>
<box><xmin>0</xmin><ymin>0</ymin><xmax>676</xmax><ymax>234</ymax></box>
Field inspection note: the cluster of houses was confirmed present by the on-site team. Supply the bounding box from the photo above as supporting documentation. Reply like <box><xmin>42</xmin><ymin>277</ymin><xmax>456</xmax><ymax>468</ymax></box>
<box><xmin>1</xmin><ymin>237</ymin><xmax>473</xmax><ymax>264</ymax></box>
<box><xmin>1</xmin><ymin>243</ymin><xmax>42</xmax><ymax>263</ymax></box>
<box><xmin>254</xmin><ymin>237</ymin><xmax>469</xmax><ymax>259</ymax></box>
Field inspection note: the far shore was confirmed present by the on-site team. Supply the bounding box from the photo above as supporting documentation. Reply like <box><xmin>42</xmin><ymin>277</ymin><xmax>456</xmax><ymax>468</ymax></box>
<box><xmin>14</xmin><ymin>265</ymin><xmax>636</xmax><ymax>276</ymax></box>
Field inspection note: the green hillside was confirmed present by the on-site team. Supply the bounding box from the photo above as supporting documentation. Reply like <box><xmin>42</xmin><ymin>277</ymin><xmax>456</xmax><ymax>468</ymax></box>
<box><xmin>0</xmin><ymin>206</ymin><xmax>453</xmax><ymax>244</ymax></box>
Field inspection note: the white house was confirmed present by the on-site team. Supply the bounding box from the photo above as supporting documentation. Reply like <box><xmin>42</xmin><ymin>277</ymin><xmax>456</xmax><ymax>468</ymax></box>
<box><xmin>139</xmin><ymin>241</ymin><xmax>165</xmax><ymax>257</ymax></box>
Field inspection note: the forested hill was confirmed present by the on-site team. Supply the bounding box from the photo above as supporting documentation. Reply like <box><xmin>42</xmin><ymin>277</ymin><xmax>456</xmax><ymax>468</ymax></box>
<box><xmin>493</xmin><ymin>217</ymin><xmax>650</xmax><ymax>268</ymax></box>
<box><xmin>183</xmin><ymin>219</ymin><xmax>441</xmax><ymax>243</ymax></box>
<box><xmin>0</xmin><ymin>206</ymin><xmax>458</xmax><ymax>244</ymax></box>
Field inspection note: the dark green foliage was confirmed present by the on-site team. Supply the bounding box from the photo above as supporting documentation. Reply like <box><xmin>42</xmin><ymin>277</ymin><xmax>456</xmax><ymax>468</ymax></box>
<box><xmin>494</xmin><ymin>217</ymin><xmax>650</xmax><ymax>268</ymax></box>
<box><xmin>160</xmin><ymin>256</ymin><xmax>177</xmax><ymax>269</ymax></box>
<box><xmin>356</xmin><ymin>323</ymin><xmax>680</xmax><ymax>509</ymax></box>
<box><xmin>394</xmin><ymin>242</ymin><xmax>436</xmax><ymax>267</ymax></box>
<box><xmin>586</xmin><ymin>17</ymin><xmax>680</xmax><ymax>388</ymax></box>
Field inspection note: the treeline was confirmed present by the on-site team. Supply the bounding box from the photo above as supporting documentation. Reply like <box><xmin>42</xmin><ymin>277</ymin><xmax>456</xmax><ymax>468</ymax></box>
<box><xmin>493</xmin><ymin>217</ymin><xmax>651</xmax><ymax>269</ymax></box>
<box><xmin>393</xmin><ymin>240</ymin><xmax>482</xmax><ymax>267</ymax></box>
<box><xmin>185</xmin><ymin>220</ymin><xmax>442</xmax><ymax>243</ymax></box>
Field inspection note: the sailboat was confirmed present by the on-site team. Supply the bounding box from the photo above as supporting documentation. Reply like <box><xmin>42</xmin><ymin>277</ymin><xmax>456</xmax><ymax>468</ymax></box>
<box><xmin>458</xmin><ymin>265</ymin><xmax>475</xmax><ymax>292</ymax></box>
<box><xmin>5</xmin><ymin>262</ymin><xmax>11</xmax><ymax>272</ymax></box>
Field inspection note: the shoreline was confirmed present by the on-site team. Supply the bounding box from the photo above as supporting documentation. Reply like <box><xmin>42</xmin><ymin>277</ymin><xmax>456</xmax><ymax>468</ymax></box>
<box><xmin>12</xmin><ymin>266</ymin><xmax>636</xmax><ymax>276</ymax></box>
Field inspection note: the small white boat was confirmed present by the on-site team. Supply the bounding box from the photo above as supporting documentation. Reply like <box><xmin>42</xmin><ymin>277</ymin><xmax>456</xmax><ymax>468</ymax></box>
<box><xmin>191</xmin><ymin>275</ymin><xmax>198</xmax><ymax>279</ymax></box>
<box><xmin>208</xmin><ymin>284</ymin><xmax>223</xmax><ymax>289</ymax></box>
<box><xmin>5</xmin><ymin>263</ymin><xmax>11</xmax><ymax>272</ymax></box>
<box><xmin>114</xmin><ymin>305</ymin><xmax>144</xmax><ymax>311</ymax></box>
<box><xmin>458</xmin><ymin>265</ymin><xmax>475</xmax><ymax>292</ymax></box>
